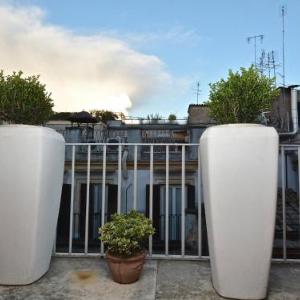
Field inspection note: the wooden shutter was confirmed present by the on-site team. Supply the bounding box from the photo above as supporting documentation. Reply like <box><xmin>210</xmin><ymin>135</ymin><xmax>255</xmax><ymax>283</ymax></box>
<box><xmin>107</xmin><ymin>184</ymin><xmax>117</xmax><ymax>221</ymax></box>
<box><xmin>57</xmin><ymin>184</ymin><xmax>71</xmax><ymax>244</ymax></box>
<box><xmin>146</xmin><ymin>184</ymin><xmax>161</xmax><ymax>240</ymax></box>
<box><xmin>187</xmin><ymin>184</ymin><xmax>196</xmax><ymax>213</ymax></box>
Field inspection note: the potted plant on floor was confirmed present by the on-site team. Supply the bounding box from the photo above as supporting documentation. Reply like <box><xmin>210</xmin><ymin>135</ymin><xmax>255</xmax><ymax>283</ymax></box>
<box><xmin>201</xmin><ymin>66</ymin><xmax>280</xmax><ymax>299</ymax></box>
<box><xmin>99</xmin><ymin>210</ymin><xmax>155</xmax><ymax>284</ymax></box>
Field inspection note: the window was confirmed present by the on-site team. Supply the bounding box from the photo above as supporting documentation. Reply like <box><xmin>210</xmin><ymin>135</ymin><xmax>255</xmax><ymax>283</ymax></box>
<box><xmin>159</xmin><ymin>186</ymin><xmax>187</xmax><ymax>241</ymax></box>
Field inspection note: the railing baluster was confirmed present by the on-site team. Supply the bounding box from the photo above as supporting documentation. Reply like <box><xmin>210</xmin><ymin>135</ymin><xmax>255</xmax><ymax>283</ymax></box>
<box><xmin>181</xmin><ymin>145</ymin><xmax>185</xmax><ymax>257</ymax></box>
<box><xmin>298</xmin><ymin>147</ymin><xmax>300</xmax><ymax>249</ymax></box>
<box><xmin>117</xmin><ymin>144</ymin><xmax>122</xmax><ymax>214</ymax></box>
<box><xmin>133</xmin><ymin>145</ymin><xmax>138</xmax><ymax>210</ymax></box>
<box><xmin>149</xmin><ymin>145</ymin><xmax>154</xmax><ymax>256</ymax></box>
<box><xmin>198</xmin><ymin>145</ymin><xmax>202</xmax><ymax>257</ymax></box>
<box><xmin>101</xmin><ymin>145</ymin><xmax>106</xmax><ymax>255</ymax></box>
<box><xmin>165</xmin><ymin>145</ymin><xmax>169</xmax><ymax>256</ymax></box>
<box><xmin>281</xmin><ymin>146</ymin><xmax>287</xmax><ymax>260</ymax></box>
<box><xmin>53</xmin><ymin>227</ymin><xmax>57</xmax><ymax>255</ymax></box>
<box><xmin>69</xmin><ymin>145</ymin><xmax>76</xmax><ymax>254</ymax></box>
<box><xmin>84</xmin><ymin>145</ymin><xmax>91</xmax><ymax>254</ymax></box>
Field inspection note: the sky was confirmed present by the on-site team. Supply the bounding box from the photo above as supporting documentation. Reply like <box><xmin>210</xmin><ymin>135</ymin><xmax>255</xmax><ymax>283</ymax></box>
<box><xmin>0</xmin><ymin>0</ymin><xmax>299</xmax><ymax>118</ymax></box>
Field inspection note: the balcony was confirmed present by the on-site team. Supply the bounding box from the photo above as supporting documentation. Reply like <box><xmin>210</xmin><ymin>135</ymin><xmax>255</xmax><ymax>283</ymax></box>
<box><xmin>1</xmin><ymin>142</ymin><xmax>300</xmax><ymax>298</ymax></box>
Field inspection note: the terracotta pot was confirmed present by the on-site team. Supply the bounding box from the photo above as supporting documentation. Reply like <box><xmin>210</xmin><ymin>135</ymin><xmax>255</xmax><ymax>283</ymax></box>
<box><xmin>106</xmin><ymin>252</ymin><xmax>146</xmax><ymax>284</ymax></box>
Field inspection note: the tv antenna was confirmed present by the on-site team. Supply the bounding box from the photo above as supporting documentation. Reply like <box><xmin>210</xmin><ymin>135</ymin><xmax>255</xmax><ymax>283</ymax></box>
<box><xmin>259</xmin><ymin>49</ymin><xmax>266</xmax><ymax>75</ymax></box>
<box><xmin>281</xmin><ymin>5</ymin><xmax>286</xmax><ymax>87</ymax></box>
<box><xmin>247</xmin><ymin>34</ymin><xmax>264</xmax><ymax>67</ymax></box>
<box><xmin>258</xmin><ymin>49</ymin><xmax>280</xmax><ymax>85</ymax></box>
<box><xmin>270</xmin><ymin>51</ymin><xmax>280</xmax><ymax>85</ymax></box>
<box><xmin>193</xmin><ymin>81</ymin><xmax>201</xmax><ymax>104</ymax></box>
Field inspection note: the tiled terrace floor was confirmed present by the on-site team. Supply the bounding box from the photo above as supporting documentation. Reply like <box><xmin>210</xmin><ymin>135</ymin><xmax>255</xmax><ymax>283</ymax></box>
<box><xmin>1</xmin><ymin>258</ymin><xmax>300</xmax><ymax>299</ymax></box>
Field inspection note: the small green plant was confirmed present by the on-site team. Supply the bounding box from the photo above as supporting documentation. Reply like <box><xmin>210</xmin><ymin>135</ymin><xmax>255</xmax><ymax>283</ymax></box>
<box><xmin>99</xmin><ymin>210</ymin><xmax>155</xmax><ymax>258</ymax></box>
<box><xmin>168</xmin><ymin>114</ymin><xmax>177</xmax><ymax>122</ymax></box>
<box><xmin>146</xmin><ymin>113</ymin><xmax>162</xmax><ymax>124</ymax></box>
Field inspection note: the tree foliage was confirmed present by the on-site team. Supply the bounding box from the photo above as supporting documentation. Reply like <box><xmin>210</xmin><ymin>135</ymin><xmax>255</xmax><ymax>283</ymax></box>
<box><xmin>0</xmin><ymin>71</ymin><xmax>54</xmax><ymax>125</ymax></box>
<box><xmin>146</xmin><ymin>113</ymin><xmax>162</xmax><ymax>122</ymax></box>
<box><xmin>207</xmin><ymin>66</ymin><xmax>279</xmax><ymax>124</ymax></box>
<box><xmin>90</xmin><ymin>110</ymin><xmax>118</xmax><ymax>123</ymax></box>
<box><xmin>168</xmin><ymin>114</ymin><xmax>177</xmax><ymax>122</ymax></box>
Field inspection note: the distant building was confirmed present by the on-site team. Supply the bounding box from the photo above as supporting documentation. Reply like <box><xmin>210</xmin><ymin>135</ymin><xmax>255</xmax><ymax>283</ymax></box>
<box><xmin>47</xmin><ymin>93</ymin><xmax>300</xmax><ymax>257</ymax></box>
<box><xmin>187</xmin><ymin>104</ymin><xmax>216</xmax><ymax>125</ymax></box>
<box><xmin>47</xmin><ymin>106</ymin><xmax>210</xmax><ymax>255</ymax></box>
<box><xmin>269</xmin><ymin>86</ymin><xmax>300</xmax><ymax>136</ymax></box>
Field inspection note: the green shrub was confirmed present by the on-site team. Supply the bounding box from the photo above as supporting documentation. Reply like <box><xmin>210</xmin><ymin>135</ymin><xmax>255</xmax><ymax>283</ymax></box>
<box><xmin>0</xmin><ymin>71</ymin><xmax>54</xmax><ymax>125</ymax></box>
<box><xmin>168</xmin><ymin>114</ymin><xmax>177</xmax><ymax>122</ymax></box>
<box><xmin>99</xmin><ymin>210</ymin><xmax>155</xmax><ymax>258</ymax></box>
<box><xmin>207</xmin><ymin>65</ymin><xmax>279</xmax><ymax>124</ymax></box>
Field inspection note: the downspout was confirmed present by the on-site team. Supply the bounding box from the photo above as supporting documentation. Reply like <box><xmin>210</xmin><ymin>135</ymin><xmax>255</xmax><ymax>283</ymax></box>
<box><xmin>279</xmin><ymin>88</ymin><xmax>298</xmax><ymax>136</ymax></box>
<box><xmin>122</xmin><ymin>148</ymin><xmax>129</xmax><ymax>179</ymax></box>
<box><xmin>125</xmin><ymin>183</ymin><xmax>132</xmax><ymax>213</ymax></box>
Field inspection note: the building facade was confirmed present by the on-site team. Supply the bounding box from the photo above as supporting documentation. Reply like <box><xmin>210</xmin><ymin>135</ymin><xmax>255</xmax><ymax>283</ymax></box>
<box><xmin>48</xmin><ymin>88</ymin><xmax>300</xmax><ymax>258</ymax></box>
<box><xmin>48</xmin><ymin>108</ymin><xmax>211</xmax><ymax>255</ymax></box>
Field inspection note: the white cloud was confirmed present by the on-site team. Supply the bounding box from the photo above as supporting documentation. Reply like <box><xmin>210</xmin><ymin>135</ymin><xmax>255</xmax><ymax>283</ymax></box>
<box><xmin>0</xmin><ymin>4</ymin><xmax>173</xmax><ymax>113</ymax></box>
<box><xmin>101</xmin><ymin>26</ymin><xmax>202</xmax><ymax>47</ymax></box>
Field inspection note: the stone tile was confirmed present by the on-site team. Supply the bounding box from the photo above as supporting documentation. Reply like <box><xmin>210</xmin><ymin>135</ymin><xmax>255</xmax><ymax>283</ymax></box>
<box><xmin>155</xmin><ymin>260</ymin><xmax>221</xmax><ymax>300</ymax></box>
<box><xmin>1</xmin><ymin>258</ymin><xmax>300</xmax><ymax>300</ymax></box>
<box><xmin>156</xmin><ymin>260</ymin><xmax>300</xmax><ymax>300</ymax></box>
<box><xmin>268</xmin><ymin>263</ymin><xmax>300</xmax><ymax>300</ymax></box>
<box><xmin>0</xmin><ymin>258</ymin><xmax>157</xmax><ymax>300</ymax></box>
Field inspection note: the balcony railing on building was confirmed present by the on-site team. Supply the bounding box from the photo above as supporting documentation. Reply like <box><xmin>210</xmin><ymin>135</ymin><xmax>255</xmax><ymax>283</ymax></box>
<box><xmin>54</xmin><ymin>142</ymin><xmax>300</xmax><ymax>261</ymax></box>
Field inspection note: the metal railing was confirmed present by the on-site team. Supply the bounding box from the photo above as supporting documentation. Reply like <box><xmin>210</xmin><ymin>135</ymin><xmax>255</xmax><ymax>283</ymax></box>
<box><xmin>276</xmin><ymin>144</ymin><xmax>300</xmax><ymax>261</ymax></box>
<box><xmin>55</xmin><ymin>142</ymin><xmax>201</xmax><ymax>259</ymax></box>
<box><xmin>54</xmin><ymin>142</ymin><xmax>300</xmax><ymax>262</ymax></box>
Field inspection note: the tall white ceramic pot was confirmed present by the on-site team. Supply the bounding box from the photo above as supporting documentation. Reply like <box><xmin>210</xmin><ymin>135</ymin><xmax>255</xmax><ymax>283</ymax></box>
<box><xmin>0</xmin><ymin>125</ymin><xmax>65</xmax><ymax>285</ymax></box>
<box><xmin>200</xmin><ymin>124</ymin><xmax>278</xmax><ymax>299</ymax></box>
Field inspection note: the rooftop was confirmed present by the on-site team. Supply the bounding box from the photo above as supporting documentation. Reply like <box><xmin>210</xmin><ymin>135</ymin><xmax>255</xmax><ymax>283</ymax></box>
<box><xmin>1</xmin><ymin>258</ymin><xmax>300</xmax><ymax>300</ymax></box>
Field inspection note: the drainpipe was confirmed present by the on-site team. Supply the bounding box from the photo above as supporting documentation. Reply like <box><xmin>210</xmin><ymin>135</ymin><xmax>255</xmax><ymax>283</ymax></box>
<box><xmin>125</xmin><ymin>183</ymin><xmax>132</xmax><ymax>213</ymax></box>
<box><xmin>122</xmin><ymin>148</ymin><xmax>129</xmax><ymax>179</ymax></box>
<box><xmin>279</xmin><ymin>88</ymin><xmax>298</xmax><ymax>136</ymax></box>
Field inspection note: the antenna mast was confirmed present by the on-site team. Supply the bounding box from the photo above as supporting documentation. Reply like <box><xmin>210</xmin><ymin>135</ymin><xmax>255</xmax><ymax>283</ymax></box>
<box><xmin>258</xmin><ymin>49</ymin><xmax>279</xmax><ymax>85</ymax></box>
<box><xmin>247</xmin><ymin>34</ymin><xmax>264</xmax><ymax>68</ymax></box>
<box><xmin>281</xmin><ymin>5</ymin><xmax>286</xmax><ymax>87</ymax></box>
<box><xmin>194</xmin><ymin>82</ymin><xmax>201</xmax><ymax>105</ymax></box>
<box><xmin>259</xmin><ymin>49</ymin><xmax>266</xmax><ymax>75</ymax></box>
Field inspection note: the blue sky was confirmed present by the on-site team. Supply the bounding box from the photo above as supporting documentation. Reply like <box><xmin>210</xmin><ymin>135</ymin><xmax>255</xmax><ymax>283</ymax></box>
<box><xmin>2</xmin><ymin>0</ymin><xmax>299</xmax><ymax>117</ymax></box>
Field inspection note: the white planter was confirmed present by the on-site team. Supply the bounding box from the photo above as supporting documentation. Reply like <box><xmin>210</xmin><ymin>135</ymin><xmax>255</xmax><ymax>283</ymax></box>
<box><xmin>200</xmin><ymin>124</ymin><xmax>278</xmax><ymax>299</ymax></box>
<box><xmin>0</xmin><ymin>125</ymin><xmax>65</xmax><ymax>285</ymax></box>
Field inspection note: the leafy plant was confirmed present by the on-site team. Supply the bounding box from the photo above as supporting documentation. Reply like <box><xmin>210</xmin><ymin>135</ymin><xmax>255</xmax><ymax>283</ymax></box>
<box><xmin>168</xmin><ymin>114</ymin><xmax>177</xmax><ymax>122</ymax></box>
<box><xmin>207</xmin><ymin>65</ymin><xmax>279</xmax><ymax>124</ymax></box>
<box><xmin>90</xmin><ymin>110</ymin><xmax>118</xmax><ymax>123</ymax></box>
<box><xmin>99</xmin><ymin>210</ymin><xmax>155</xmax><ymax>258</ymax></box>
<box><xmin>146</xmin><ymin>113</ymin><xmax>162</xmax><ymax>124</ymax></box>
<box><xmin>0</xmin><ymin>71</ymin><xmax>54</xmax><ymax>125</ymax></box>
